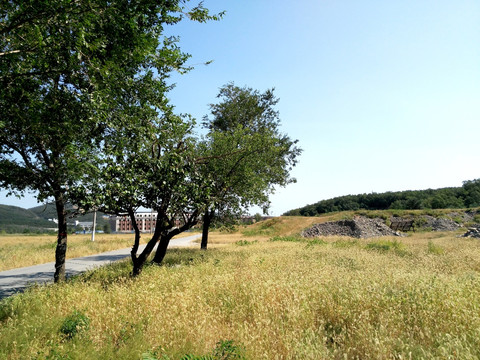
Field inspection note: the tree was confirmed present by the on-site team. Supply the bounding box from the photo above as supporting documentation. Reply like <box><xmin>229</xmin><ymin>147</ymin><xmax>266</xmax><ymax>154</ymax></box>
<box><xmin>0</xmin><ymin>0</ymin><xmax>220</xmax><ymax>281</ymax></box>
<box><xmin>199</xmin><ymin>83</ymin><xmax>301</xmax><ymax>249</ymax></box>
<box><xmin>90</xmin><ymin>112</ymin><xmax>207</xmax><ymax>275</ymax></box>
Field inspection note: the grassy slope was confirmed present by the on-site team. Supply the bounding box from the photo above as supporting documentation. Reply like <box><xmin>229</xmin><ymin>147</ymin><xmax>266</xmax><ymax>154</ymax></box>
<box><xmin>0</xmin><ymin>205</ymin><xmax>53</xmax><ymax>229</ymax></box>
<box><xmin>1</xmin><ymin>213</ymin><xmax>479</xmax><ymax>359</ymax></box>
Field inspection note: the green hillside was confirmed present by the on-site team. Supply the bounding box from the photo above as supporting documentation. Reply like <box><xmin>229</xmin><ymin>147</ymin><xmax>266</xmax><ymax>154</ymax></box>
<box><xmin>285</xmin><ymin>179</ymin><xmax>480</xmax><ymax>216</ymax></box>
<box><xmin>0</xmin><ymin>203</ymin><xmax>110</xmax><ymax>234</ymax></box>
<box><xmin>0</xmin><ymin>204</ymin><xmax>54</xmax><ymax>233</ymax></box>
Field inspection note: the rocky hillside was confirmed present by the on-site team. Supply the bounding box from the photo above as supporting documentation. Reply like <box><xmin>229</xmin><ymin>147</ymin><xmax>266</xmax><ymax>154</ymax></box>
<box><xmin>301</xmin><ymin>210</ymin><xmax>480</xmax><ymax>239</ymax></box>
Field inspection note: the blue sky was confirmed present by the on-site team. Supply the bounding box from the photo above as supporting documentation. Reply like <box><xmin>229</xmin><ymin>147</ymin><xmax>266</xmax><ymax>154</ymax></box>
<box><xmin>1</xmin><ymin>0</ymin><xmax>479</xmax><ymax>215</ymax></box>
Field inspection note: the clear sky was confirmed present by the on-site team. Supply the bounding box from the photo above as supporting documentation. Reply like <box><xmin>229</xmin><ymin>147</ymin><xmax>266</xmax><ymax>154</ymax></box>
<box><xmin>1</xmin><ymin>0</ymin><xmax>479</xmax><ymax>216</ymax></box>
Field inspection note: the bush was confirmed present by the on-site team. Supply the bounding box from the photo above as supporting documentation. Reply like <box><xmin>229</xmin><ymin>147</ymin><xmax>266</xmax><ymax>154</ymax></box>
<box><xmin>59</xmin><ymin>310</ymin><xmax>90</xmax><ymax>339</ymax></box>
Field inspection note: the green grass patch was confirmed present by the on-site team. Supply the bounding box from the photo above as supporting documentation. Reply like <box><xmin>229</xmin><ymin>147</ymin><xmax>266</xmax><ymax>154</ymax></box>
<box><xmin>235</xmin><ymin>240</ymin><xmax>258</xmax><ymax>246</ymax></box>
<box><xmin>144</xmin><ymin>339</ymin><xmax>246</xmax><ymax>360</ymax></box>
<box><xmin>365</xmin><ymin>239</ymin><xmax>409</xmax><ymax>256</ymax></box>
<box><xmin>269</xmin><ymin>235</ymin><xmax>326</xmax><ymax>246</ymax></box>
<box><xmin>427</xmin><ymin>241</ymin><xmax>445</xmax><ymax>255</ymax></box>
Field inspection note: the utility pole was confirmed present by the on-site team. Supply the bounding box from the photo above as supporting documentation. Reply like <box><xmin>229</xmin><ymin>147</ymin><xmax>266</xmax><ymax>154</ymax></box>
<box><xmin>91</xmin><ymin>210</ymin><xmax>97</xmax><ymax>242</ymax></box>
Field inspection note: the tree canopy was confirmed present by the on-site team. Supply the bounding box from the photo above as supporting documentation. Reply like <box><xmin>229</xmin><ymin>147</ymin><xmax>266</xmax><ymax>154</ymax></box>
<box><xmin>199</xmin><ymin>83</ymin><xmax>302</xmax><ymax>248</ymax></box>
<box><xmin>0</xmin><ymin>0</ymin><xmax>221</xmax><ymax>281</ymax></box>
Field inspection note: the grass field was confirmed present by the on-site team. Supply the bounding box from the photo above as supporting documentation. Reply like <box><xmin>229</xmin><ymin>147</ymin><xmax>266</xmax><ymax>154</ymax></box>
<box><xmin>1</xmin><ymin>215</ymin><xmax>480</xmax><ymax>359</ymax></box>
<box><xmin>0</xmin><ymin>232</ymin><xmax>196</xmax><ymax>271</ymax></box>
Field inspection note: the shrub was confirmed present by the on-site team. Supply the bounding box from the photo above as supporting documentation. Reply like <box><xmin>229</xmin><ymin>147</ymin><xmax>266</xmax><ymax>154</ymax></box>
<box><xmin>59</xmin><ymin>310</ymin><xmax>90</xmax><ymax>339</ymax></box>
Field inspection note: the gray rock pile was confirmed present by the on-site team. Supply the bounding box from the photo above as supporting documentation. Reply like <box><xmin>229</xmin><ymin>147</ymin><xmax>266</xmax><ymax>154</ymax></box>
<box><xmin>302</xmin><ymin>216</ymin><xmax>401</xmax><ymax>239</ymax></box>
<box><xmin>420</xmin><ymin>216</ymin><xmax>461</xmax><ymax>232</ymax></box>
<box><xmin>461</xmin><ymin>225</ymin><xmax>480</xmax><ymax>238</ymax></box>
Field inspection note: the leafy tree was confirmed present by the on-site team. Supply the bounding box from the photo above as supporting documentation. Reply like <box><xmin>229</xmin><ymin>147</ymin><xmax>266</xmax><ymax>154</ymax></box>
<box><xmin>0</xmin><ymin>0</ymin><xmax>220</xmax><ymax>281</ymax></box>
<box><xmin>463</xmin><ymin>179</ymin><xmax>480</xmax><ymax>208</ymax></box>
<box><xmin>90</xmin><ymin>112</ymin><xmax>207</xmax><ymax>275</ymax></box>
<box><xmin>199</xmin><ymin>84</ymin><xmax>301</xmax><ymax>249</ymax></box>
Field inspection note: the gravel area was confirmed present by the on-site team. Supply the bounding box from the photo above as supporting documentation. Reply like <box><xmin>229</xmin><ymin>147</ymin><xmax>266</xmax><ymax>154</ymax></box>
<box><xmin>302</xmin><ymin>216</ymin><xmax>401</xmax><ymax>239</ymax></box>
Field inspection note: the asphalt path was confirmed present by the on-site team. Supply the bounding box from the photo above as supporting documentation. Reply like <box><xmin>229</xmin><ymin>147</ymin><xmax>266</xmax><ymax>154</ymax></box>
<box><xmin>0</xmin><ymin>233</ymin><xmax>201</xmax><ymax>300</ymax></box>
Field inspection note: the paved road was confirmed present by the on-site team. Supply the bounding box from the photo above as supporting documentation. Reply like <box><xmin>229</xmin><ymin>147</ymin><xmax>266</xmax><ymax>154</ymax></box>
<box><xmin>0</xmin><ymin>233</ymin><xmax>201</xmax><ymax>300</ymax></box>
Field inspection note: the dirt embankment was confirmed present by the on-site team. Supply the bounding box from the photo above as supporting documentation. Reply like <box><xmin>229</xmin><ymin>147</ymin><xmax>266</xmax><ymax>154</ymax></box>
<box><xmin>302</xmin><ymin>216</ymin><xmax>400</xmax><ymax>239</ymax></box>
<box><xmin>302</xmin><ymin>211</ymin><xmax>480</xmax><ymax>239</ymax></box>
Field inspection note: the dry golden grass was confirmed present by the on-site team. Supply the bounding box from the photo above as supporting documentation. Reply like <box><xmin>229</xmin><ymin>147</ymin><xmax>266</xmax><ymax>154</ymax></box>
<box><xmin>1</xmin><ymin>219</ymin><xmax>480</xmax><ymax>359</ymax></box>
<box><xmin>0</xmin><ymin>232</ymin><xmax>195</xmax><ymax>271</ymax></box>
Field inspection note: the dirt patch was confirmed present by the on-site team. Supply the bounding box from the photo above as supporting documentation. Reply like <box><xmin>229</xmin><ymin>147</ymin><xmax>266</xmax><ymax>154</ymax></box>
<box><xmin>302</xmin><ymin>216</ymin><xmax>401</xmax><ymax>239</ymax></box>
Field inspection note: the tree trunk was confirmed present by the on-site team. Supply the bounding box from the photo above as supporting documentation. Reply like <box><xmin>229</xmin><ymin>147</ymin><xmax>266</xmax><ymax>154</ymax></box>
<box><xmin>129</xmin><ymin>208</ymin><xmax>142</xmax><ymax>271</ymax></box>
<box><xmin>201</xmin><ymin>209</ymin><xmax>214</xmax><ymax>250</ymax></box>
<box><xmin>151</xmin><ymin>232</ymin><xmax>175</xmax><ymax>264</ymax></box>
<box><xmin>152</xmin><ymin>214</ymin><xmax>199</xmax><ymax>265</ymax></box>
<box><xmin>54</xmin><ymin>195</ymin><xmax>67</xmax><ymax>283</ymax></box>
<box><xmin>131</xmin><ymin>235</ymin><xmax>159</xmax><ymax>276</ymax></box>
<box><xmin>131</xmin><ymin>216</ymin><xmax>164</xmax><ymax>276</ymax></box>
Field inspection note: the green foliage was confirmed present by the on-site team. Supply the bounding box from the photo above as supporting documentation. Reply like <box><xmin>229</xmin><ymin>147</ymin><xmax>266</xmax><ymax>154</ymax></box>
<box><xmin>0</xmin><ymin>0</ymin><xmax>221</xmax><ymax>278</ymax></box>
<box><xmin>366</xmin><ymin>240</ymin><xmax>408</xmax><ymax>256</ymax></box>
<box><xmin>59</xmin><ymin>310</ymin><xmax>90</xmax><ymax>339</ymax></box>
<box><xmin>0</xmin><ymin>204</ymin><xmax>53</xmax><ymax>233</ymax></box>
<box><xmin>199</xmin><ymin>83</ymin><xmax>301</xmax><ymax>239</ymax></box>
<box><xmin>427</xmin><ymin>241</ymin><xmax>444</xmax><ymax>255</ymax></box>
<box><xmin>235</xmin><ymin>240</ymin><xmax>258</xmax><ymax>246</ymax></box>
<box><xmin>269</xmin><ymin>235</ymin><xmax>326</xmax><ymax>246</ymax></box>
<box><xmin>269</xmin><ymin>235</ymin><xmax>304</xmax><ymax>242</ymax></box>
<box><xmin>285</xmin><ymin>179</ymin><xmax>480</xmax><ymax>216</ymax></box>
<box><xmin>144</xmin><ymin>340</ymin><xmax>246</xmax><ymax>360</ymax></box>
<box><xmin>211</xmin><ymin>340</ymin><xmax>246</xmax><ymax>360</ymax></box>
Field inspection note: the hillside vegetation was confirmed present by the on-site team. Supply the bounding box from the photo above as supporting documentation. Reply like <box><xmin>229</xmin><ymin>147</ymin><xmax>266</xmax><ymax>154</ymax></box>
<box><xmin>0</xmin><ymin>216</ymin><xmax>479</xmax><ymax>359</ymax></box>
<box><xmin>0</xmin><ymin>205</ymin><xmax>54</xmax><ymax>233</ymax></box>
<box><xmin>285</xmin><ymin>179</ymin><xmax>480</xmax><ymax>216</ymax></box>
<box><xmin>0</xmin><ymin>203</ymin><xmax>109</xmax><ymax>234</ymax></box>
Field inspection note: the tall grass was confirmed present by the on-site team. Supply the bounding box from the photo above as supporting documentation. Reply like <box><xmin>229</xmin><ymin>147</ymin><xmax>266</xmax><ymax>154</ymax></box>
<box><xmin>1</xmin><ymin>229</ymin><xmax>480</xmax><ymax>359</ymax></box>
<box><xmin>0</xmin><ymin>232</ymin><xmax>195</xmax><ymax>271</ymax></box>
<box><xmin>0</xmin><ymin>234</ymin><xmax>136</xmax><ymax>270</ymax></box>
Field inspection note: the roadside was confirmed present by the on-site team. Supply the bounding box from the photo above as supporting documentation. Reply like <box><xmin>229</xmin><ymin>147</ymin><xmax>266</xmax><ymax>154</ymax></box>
<box><xmin>0</xmin><ymin>233</ymin><xmax>201</xmax><ymax>300</ymax></box>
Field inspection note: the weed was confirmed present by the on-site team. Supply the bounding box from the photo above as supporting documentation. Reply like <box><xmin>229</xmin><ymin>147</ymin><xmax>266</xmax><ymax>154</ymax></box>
<box><xmin>144</xmin><ymin>340</ymin><xmax>245</xmax><ymax>360</ymax></box>
<box><xmin>333</xmin><ymin>239</ymin><xmax>359</xmax><ymax>248</ymax></box>
<box><xmin>366</xmin><ymin>239</ymin><xmax>408</xmax><ymax>256</ymax></box>
<box><xmin>235</xmin><ymin>240</ymin><xmax>258</xmax><ymax>246</ymax></box>
<box><xmin>59</xmin><ymin>310</ymin><xmax>90</xmax><ymax>339</ymax></box>
<box><xmin>269</xmin><ymin>235</ymin><xmax>303</xmax><ymax>242</ymax></box>
<box><xmin>427</xmin><ymin>241</ymin><xmax>444</xmax><ymax>255</ymax></box>
<box><xmin>211</xmin><ymin>340</ymin><xmax>246</xmax><ymax>359</ymax></box>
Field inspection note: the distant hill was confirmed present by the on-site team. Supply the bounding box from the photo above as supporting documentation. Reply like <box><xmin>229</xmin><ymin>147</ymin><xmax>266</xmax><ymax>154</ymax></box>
<box><xmin>0</xmin><ymin>204</ymin><xmax>54</xmax><ymax>233</ymax></box>
<box><xmin>284</xmin><ymin>179</ymin><xmax>480</xmax><ymax>216</ymax></box>
<box><xmin>0</xmin><ymin>203</ymin><xmax>110</xmax><ymax>234</ymax></box>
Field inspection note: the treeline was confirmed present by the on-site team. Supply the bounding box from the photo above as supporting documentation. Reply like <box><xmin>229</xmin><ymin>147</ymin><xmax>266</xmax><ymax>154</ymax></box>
<box><xmin>284</xmin><ymin>179</ymin><xmax>480</xmax><ymax>216</ymax></box>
